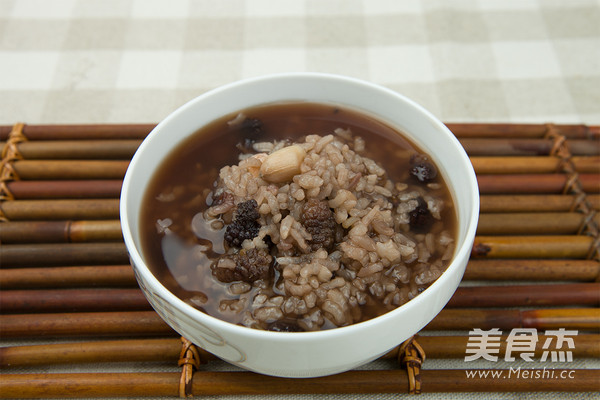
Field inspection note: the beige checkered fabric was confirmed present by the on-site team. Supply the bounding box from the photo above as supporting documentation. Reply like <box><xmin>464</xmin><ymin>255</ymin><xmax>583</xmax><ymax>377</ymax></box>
<box><xmin>1</xmin><ymin>1</ymin><xmax>598</xmax><ymax>399</ymax></box>
<box><xmin>1</xmin><ymin>0</ymin><xmax>599</xmax><ymax>125</ymax></box>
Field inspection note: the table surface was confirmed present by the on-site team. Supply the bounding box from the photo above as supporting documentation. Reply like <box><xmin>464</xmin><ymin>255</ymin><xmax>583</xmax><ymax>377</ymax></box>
<box><xmin>1</xmin><ymin>1</ymin><xmax>599</xmax><ymax>399</ymax></box>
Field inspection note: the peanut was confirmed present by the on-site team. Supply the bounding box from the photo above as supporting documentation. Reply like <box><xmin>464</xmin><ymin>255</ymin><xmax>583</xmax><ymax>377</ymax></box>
<box><xmin>260</xmin><ymin>145</ymin><xmax>306</xmax><ymax>183</ymax></box>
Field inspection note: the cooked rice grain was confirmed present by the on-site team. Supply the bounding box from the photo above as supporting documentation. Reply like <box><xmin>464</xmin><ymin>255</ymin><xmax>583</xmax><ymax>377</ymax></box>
<box><xmin>202</xmin><ymin>130</ymin><xmax>455</xmax><ymax>330</ymax></box>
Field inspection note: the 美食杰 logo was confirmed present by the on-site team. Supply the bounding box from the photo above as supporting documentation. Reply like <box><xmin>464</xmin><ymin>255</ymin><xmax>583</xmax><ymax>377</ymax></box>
<box><xmin>464</xmin><ymin>328</ymin><xmax>578</xmax><ymax>363</ymax></box>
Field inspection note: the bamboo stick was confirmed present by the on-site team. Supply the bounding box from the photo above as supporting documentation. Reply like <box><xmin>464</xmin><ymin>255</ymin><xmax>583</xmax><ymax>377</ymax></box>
<box><xmin>0</xmin><ymin>311</ymin><xmax>174</xmax><ymax>338</ymax></box>
<box><xmin>4</xmin><ymin>156</ymin><xmax>596</xmax><ymax>177</ymax></box>
<box><xmin>0</xmin><ymin>199</ymin><xmax>119</xmax><ymax>220</ymax></box>
<box><xmin>0</xmin><ymin>139</ymin><xmax>141</xmax><ymax>160</ymax></box>
<box><xmin>471</xmin><ymin>156</ymin><xmax>600</xmax><ymax>174</ymax></box>
<box><xmin>3</xmin><ymin>334</ymin><xmax>599</xmax><ymax>368</ymax></box>
<box><xmin>1</xmin><ymin>369</ymin><xmax>599</xmax><ymax>398</ymax></box>
<box><xmin>480</xmin><ymin>194</ymin><xmax>600</xmax><ymax>212</ymax></box>
<box><xmin>0</xmin><ymin>265</ymin><xmax>137</xmax><ymax>289</ymax></box>
<box><xmin>425</xmin><ymin>309</ymin><xmax>600</xmax><ymax>331</ymax></box>
<box><xmin>4</xmin><ymin>212</ymin><xmax>599</xmax><ymax>243</ymax></box>
<box><xmin>2</xmin><ymin>283</ymin><xmax>597</xmax><ymax>314</ymax></box>
<box><xmin>0</xmin><ymin>236</ymin><xmax>597</xmax><ymax>270</ymax></box>
<box><xmin>477</xmin><ymin>213</ymin><xmax>600</xmax><ymax>235</ymax></box>
<box><xmin>1</xmin><ymin>259</ymin><xmax>597</xmax><ymax>291</ymax></box>
<box><xmin>448</xmin><ymin>283</ymin><xmax>600</xmax><ymax>308</ymax></box>
<box><xmin>0</xmin><ymin>372</ymin><xmax>183</xmax><ymax>398</ymax></box>
<box><xmin>2</xmin><ymin>174</ymin><xmax>598</xmax><ymax>201</ymax></box>
<box><xmin>2</xmin><ymin>180</ymin><xmax>122</xmax><ymax>199</ymax></box>
<box><xmin>424</xmin><ymin>309</ymin><xmax>508</xmax><ymax>331</ymax></box>
<box><xmin>0</xmin><ymin>243</ymin><xmax>129</xmax><ymax>267</ymax></box>
<box><xmin>463</xmin><ymin>259</ymin><xmax>600</xmax><ymax>282</ymax></box>
<box><xmin>471</xmin><ymin>235</ymin><xmax>596</xmax><ymax>259</ymax></box>
<box><xmin>1</xmin><ymin>147</ymin><xmax>597</xmax><ymax>177</ymax></box>
<box><xmin>459</xmin><ymin>138</ymin><xmax>600</xmax><ymax>156</ymax></box>
<box><xmin>477</xmin><ymin>174</ymin><xmax>600</xmax><ymax>194</ymax></box>
<box><xmin>3</xmin><ymin>196</ymin><xmax>595</xmax><ymax>221</ymax></box>
<box><xmin>411</xmin><ymin>334</ymin><xmax>600</xmax><ymax>360</ymax></box>
<box><xmin>9</xmin><ymin>160</ymin><xmax>129</xmax><ymax>180</ymax></box>
<box><xmin>0</xmin><ymin>289</ymin><xmax>151</xmax><ymax>314</ymax></box>
<box><xmin>3</xmin><ymin>156</ymin><xmax>598</xmax><ymax>184</ymax></box>
<box><xmin>1</xmin><ymin>260</ymin><xmax>596</xmax><ymax>291</ymax></box>
<box><xmin>0</xmin><ymin>338</ymin><xmax>187</xmax><ymax>367</ymax></box>
<box><xmin>2</xmin><ymin>123</ymin><xmax>596</xmax><ymax>141</ymax></box>
<box><xmin>2</xmin><ymin>153</ymin><xmax>597</xmax><ymax>177</ymax></box>
<box><xmin>521</xmin><ymin>309</ymin><xmax>600</xmax><ymax>330</ymax></box>
<box><xmin>445</xmin><ymin>123</ymin><xmax>598</xmax><ymax>139</ymax></box>
<box><xmin>47</xmin><ymin>220</ymin><xmax>122</xmax><ymax>242</ymax></box>
<box><xmin>0</xmin><ymin>124</ymin><xmax>154</xmax><ymax>140</ymax></box>
<box><xmin>2</xmin><ymin>309</ymin><xmax>597</xmax><ymax>339</ymax></box>
<box><xmin>0</xmin><ymin>220</ymin><xmax>122</xmax><ymax>243</ymax></box>
<box><xmin>5</xmin><ymin>212</ymin><xmax>598</xmax><ymax>243</ymax></box>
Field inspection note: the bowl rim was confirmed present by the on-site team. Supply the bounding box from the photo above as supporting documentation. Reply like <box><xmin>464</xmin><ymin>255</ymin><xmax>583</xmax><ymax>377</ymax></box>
<box><xmin>120</xmin><ymin>71</ymin><xmax>480</xmax><ymax>342</ymax></box>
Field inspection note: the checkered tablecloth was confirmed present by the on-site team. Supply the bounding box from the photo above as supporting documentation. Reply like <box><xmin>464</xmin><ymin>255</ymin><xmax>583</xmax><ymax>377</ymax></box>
<box><xmin>1</xmin><ymin>1</ymin><xmax>599</xmax><ymax>400</ymax></box>
<box><xmin>1</xmin><ymin>0</ymin><xmax>599</xmax><ymax>125</ymax></box>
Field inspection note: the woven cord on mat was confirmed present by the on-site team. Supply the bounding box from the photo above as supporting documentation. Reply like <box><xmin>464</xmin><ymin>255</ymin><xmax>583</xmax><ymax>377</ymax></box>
<box><xmin>0</xmin><ymin>122</ymin><xmax>26</xmax><ymax>206</ymax></box>
<box><xmin>546</xmin><ymin>124</ymin><xmax>600</xmax><ymax>262</ymax></box>
<box><xmin>175</xmin><ymin>335</ymin><xmax>428</xmax><ymax>396</ymax></box>
<box><xmin>178</xmin><ymin>337</ymin><xmax>204</xmax><ymax>398</ymax></box>
<box><xmin>398</xmin><ymin>335</ymin><xmax>426</xmax><ymax>394</ymax></box>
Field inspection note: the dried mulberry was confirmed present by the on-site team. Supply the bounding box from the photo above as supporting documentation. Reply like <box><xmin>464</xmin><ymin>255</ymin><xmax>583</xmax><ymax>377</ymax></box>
<box><xmin>224</xmin><ymin>199</ymin><xmax>260</xmax><ymax>247</ymax></box>
<box><xmin>212</xmin><ymin>248</ymin><xmax>273</xmax><ymax>283</ymax></box>
<box><xmin>235</xmin><ymin>118</ymin><xmax>264</xmax><ymax>153</ymax></box>
<box><xmin>241</xmin><ymin>117</ymin><xmax>263</xmax><ymax>136</ymax></box>
<box><xmin>301</xmin><ymin>199</ymin><xmax>336</xmax><ymax>251</ymax></box>
<box><xmin>409</xmin><ymin>154</ymin><xmax>437</xmax><ymax>183</ymax></box>
<box><xmin>235</xmin><ymin>199</ymin><xmax>260</xmax><ymax>222</ymax></box>
<box><xmin>409</xmin><ymin>197</ymin><xmax>433</xmax><ymax>232</ymax></box>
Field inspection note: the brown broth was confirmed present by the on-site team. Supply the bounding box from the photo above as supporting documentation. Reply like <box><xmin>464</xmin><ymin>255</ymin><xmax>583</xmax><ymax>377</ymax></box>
<box><xmin>140</xmin><ymin>101</ymin><xmax>457</xmax><ymax>329</ymax></box>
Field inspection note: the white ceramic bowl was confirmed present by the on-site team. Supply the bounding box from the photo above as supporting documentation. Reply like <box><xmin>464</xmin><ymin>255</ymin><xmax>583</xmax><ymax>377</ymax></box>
<box><xmin>120</xmin><ymin>72</ymin><xmax>479</xmax><ymax>378</ymax></box>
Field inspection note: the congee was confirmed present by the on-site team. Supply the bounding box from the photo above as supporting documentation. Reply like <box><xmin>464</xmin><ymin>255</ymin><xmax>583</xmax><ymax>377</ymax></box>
<box><xmin>140</xmin><ymin>102</ymin><xmax>457</xmax><ymax>332</ymax></box>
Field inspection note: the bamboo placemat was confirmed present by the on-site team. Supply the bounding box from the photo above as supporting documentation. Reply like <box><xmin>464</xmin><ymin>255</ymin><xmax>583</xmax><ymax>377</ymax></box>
<box><xmin>0</xmin><ymin>123</ymin><xmax>599</xmax><ymax>398</ymax></box>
